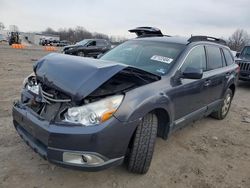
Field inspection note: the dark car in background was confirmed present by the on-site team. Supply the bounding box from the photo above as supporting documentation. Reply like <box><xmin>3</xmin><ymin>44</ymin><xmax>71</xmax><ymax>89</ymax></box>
<box><xmin>13</xmin><ymin>31</ymin><xmax>238</xmax><ymax>174</ymax></box>
<box><xmin>40</xmin><ymin>39</ymin><xmax>59</xmax><ymax>46</ymax></box>
<box><xmin>235</xmin><ymin>45</ymin><xmax>250</xmax><ymax>81</ymax></box>
<box><xmin>62</xmin><ymin>39</ymin><xmax>111</xmax><ymax>58</ymax></box>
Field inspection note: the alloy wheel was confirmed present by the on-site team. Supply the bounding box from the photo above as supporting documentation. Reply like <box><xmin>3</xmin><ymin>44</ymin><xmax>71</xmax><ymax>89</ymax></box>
<box><xmin>222</xmin><ymin>93</ymin><xmax>231</xmax><ymax>116</ymax></box>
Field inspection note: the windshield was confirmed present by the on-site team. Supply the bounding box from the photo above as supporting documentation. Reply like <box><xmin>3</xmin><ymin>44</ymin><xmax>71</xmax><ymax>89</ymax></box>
<box><xmin>100</xmin><ymin>40</ymin><xmax>185</xmax><ymax>75</ymax></box>
<box><xmin>241</xmin><ymin>46</ymin><xmax>250</xmax><ymax>58</ymax></box>
<box><xmin>76</xmin><ymin>39</ymin><xmax>90</xmax><ymax>46</ymax></box>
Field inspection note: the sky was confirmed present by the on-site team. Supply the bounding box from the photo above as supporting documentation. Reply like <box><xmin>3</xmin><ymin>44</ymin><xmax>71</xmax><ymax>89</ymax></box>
<box><xmin>0</xmin><ymin>0</ymin><xmax>249</xmax><ymax>39</ymax></box>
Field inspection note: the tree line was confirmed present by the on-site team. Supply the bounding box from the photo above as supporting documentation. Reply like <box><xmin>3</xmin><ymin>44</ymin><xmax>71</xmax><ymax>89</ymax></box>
<box><xmin>0</xmin><ymin>21</ymin><xmax>249</xmax><ymax>50</ymax></box>
<box><xmin>42</xmin><ymin>26</ymin><xmax>127</xmax><ymax>44</ymax></box>
<box><xmin>43</xmin><ymin>26</ymin><xmax>249</xmax><ymax>50</ymax></box>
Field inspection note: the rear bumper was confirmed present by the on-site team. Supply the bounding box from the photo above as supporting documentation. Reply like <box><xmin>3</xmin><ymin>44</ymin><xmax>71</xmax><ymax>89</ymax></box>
<box><xmin>12</xmin><ymin>102</ymin><xmax>138</xmax><ymax>171</ymax></box>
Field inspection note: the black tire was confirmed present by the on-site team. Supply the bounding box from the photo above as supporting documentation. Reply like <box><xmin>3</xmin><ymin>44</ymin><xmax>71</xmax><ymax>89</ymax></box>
<box><xmin>77</xmin><ymin>51</ymin><xmax>85</xmax><ymax>57</ymax></box>
<box><xmin>126</xmin><ymin>113</ymin><xmax>158</xmax><ymax>174</ymax></box>
<box><xmin>211</xmin><ymin>89</ymin><xmax>233</xmax><ymax>120</ymax></box>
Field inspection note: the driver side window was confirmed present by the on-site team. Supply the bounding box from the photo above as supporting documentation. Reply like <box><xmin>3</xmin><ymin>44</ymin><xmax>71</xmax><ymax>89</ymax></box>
<box><xmin>181</xmin><ymin>46</ymin><xmax>206</xmax><ymax>72</ymax></box>
<box><xmin>87</xmin><ymin>41</ymin><xmax>96</xmax><ymax>47</ymax></box>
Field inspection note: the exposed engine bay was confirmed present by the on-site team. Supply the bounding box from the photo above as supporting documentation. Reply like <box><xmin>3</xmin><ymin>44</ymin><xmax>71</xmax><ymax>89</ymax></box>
<box><xmin>22</xmin><ymin>68</ymin><xmax>160</xmax><ymax>122</ymax></box>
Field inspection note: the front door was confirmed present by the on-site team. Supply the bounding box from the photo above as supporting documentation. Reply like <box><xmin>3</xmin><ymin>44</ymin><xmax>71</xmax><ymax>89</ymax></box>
<box><xmin>85</xmin><ymin>41</ymin><xmax>99</xmax><ymax>57</ymax></box>
<box><xmin>168</xmin><ymin>45</ymin><xmax>209</xmax><ymax>127</ymax></box>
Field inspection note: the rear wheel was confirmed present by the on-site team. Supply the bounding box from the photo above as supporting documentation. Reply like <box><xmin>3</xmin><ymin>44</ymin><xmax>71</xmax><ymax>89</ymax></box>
<box><xmin>126</xmin><ymin>113</ymin><xmax>157</xmax><ymax>174</ymax></box>
<box><xmin>211</xmin><ymin>89</ymin><xmax>233</xmax><ymax>120</ymax></box>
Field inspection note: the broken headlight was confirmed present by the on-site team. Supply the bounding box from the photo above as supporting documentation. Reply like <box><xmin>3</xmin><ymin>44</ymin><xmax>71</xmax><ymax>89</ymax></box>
<box><xmin>64</xmin><ymin>95</ymin><xmax>124</xmax><ymax>126</ymax></box>
<box><xmin>23</xmin><ymin>72</ymin><xmax>39</xmax><ymax>95</ymax></box>
<box><xmin>23</xmin><ymin>72</ymin><xmax>35</xmax><ymax>87</ymax></box>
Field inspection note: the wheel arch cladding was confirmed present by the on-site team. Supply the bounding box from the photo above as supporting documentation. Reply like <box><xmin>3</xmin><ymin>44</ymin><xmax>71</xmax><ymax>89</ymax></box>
<box><xmin>152</xmin><ymin>108</ymin><xmax>170</xmax><ymax>139</ymax></box>
<box><xmin>125</xmin><ymin>94</ymin><xmax>172</xmax><ymax>139</ymax></box>
<box><xmin>229</xmin><ymin>84</ymin><xmax>235</xmax><ymax>97</ymax></box>
<box><xmin>224</xmin><ymin>74</ymin><xmax>236</xmax><ymax>97</ymax></box>
<box><xmin>128</xmin><ymin>108</ymin><xmax>171</xmax><ymax>141</ymax></box>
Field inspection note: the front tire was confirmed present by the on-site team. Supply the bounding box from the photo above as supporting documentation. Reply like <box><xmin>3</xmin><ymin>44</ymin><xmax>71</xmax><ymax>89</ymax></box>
<box><xmin>126</xmin><ymin>113</ymin><xmax>158</xmax><ymax>174</ymax></box>
<box><xmin>211</xmin><ymin>89</ymin><xmax>233</xmax><ymax>120</ymax></box>
<box><xmin>77</xmin><ymin>51</ymin><xmax>85</xmax><ymax>57</ymax></box>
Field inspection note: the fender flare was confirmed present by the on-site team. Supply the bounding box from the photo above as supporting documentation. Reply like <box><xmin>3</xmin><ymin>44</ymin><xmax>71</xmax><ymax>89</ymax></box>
<box><xmin>123</xmin><ymin>93</ymin><xmax>174</xmax><ymax>139</ymax></box>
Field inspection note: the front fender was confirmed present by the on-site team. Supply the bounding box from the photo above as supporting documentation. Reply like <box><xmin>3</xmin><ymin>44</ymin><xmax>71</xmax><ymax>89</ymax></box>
<box><xmin>114</xmin><ymin>91</ymin><xmax>173</xmax><ymax>124</ymax></box>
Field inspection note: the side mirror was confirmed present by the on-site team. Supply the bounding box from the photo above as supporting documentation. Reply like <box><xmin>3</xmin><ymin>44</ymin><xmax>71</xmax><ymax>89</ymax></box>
<box><xmin>181</xmin><ymin>67</ymin><xmax>203</xmax><ymax>79</ymax></box>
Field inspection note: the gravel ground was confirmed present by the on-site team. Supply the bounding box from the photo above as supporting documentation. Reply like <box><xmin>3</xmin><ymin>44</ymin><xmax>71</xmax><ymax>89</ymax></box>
<box><xmin>0</xmin><ymin>44</ymin><xmax>250</xmax><ymax>188</ymax></box>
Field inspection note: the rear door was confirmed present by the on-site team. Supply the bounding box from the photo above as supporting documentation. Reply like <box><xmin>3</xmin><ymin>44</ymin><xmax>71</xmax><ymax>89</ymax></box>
<box><xmin>96</xmin><ymin>40</ymin><xmax>109</xmax><ymax>54</ymax></box>
<box><xmin>204</xmin><ymin>45</ymin><xmax>226</xmax><ymax>109</ymax></box>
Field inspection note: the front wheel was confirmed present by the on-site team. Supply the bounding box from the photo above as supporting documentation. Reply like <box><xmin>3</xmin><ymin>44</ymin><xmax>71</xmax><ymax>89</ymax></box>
<box><xmin>211</xmin><ymin>89</ymin><xmax>233</xmax><ymax>120</ymax></box>
<box><xmin>77</xmin><ymin>51</ymin><xmax>85</xmax><ymax>57</ymax></box>
<box><xmin>126</xmin><ymin>113</ymin><xmax>158</xmax><ymax>174</ymax></box>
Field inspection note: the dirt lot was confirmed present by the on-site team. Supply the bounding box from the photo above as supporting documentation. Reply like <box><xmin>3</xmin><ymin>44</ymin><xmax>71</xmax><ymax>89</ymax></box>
<box><xmin>0</xmin><ymin>45</ymin><xmax>250</xmax><ymax>188</ymax></box>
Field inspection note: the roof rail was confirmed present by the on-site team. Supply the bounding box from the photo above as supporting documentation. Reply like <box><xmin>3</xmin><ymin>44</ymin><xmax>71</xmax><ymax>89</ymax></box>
<box><xmin>188</xmin><ymin>36</ymin><xmax>227</xmax><ymax>45</ymax></box>
<box><xmin>129</xmin><ymin>27</ymin><xmax>164</xmax><ymax>38</ymax></box>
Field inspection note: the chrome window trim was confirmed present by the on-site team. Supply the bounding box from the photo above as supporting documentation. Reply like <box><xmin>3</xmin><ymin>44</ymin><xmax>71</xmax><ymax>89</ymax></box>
<box><xmin>177</xmin><ymin>45</ymin><xmax>205</xmax><ymax>71</ymax></box>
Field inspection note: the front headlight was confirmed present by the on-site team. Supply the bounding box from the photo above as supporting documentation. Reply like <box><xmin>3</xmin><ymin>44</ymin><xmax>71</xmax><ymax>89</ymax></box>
<box><xmin>23</xmin><ymin>72</ymin><xmax>35</xmax><ymax>87</ymax></box>
<box><xmin>23</xmin><ymin>72</ymin><xmax>39</xmax><ymax>95</ymax></box>
<box><xmin>64</xmin><ymin>95</ymin><xmax>124</xmax><ymax>126</ymax></box>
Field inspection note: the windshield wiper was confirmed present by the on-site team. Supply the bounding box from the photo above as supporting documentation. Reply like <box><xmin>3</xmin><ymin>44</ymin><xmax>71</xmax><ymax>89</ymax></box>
<box><xmin>122</xmin><ymin>68</ymin><xmax>160</xmax><ymax>83</ymax></box>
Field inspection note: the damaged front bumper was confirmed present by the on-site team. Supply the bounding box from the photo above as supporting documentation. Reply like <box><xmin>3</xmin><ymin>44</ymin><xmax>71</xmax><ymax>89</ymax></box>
<box><xmin>12</xmin><ymin>101</ymin><xmax>138</xmax><ymax>171</ymax></box>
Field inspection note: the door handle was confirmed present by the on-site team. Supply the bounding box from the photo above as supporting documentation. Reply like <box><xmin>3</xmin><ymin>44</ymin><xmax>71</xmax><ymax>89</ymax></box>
<box><xmin>204</xmin><ymin>80</ymin><xmax>211</xmax><ymax>87</ymax></box>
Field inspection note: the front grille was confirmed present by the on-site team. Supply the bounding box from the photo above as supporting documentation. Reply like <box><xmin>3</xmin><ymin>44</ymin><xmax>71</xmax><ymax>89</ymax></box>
<box><xmin>40</xmin><ymin>85</ymin><xmax>71</xmax><ymax>104</ymax></box>
<box><xmin>238</xmin><ymin>62</ymin><xmax>250</xmax><ymax>71</ymax></box>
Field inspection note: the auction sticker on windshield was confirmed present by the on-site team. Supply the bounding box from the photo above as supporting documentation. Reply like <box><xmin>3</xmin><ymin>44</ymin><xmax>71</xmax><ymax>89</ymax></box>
<box><xmin>151</xmin><ymin>55</ymin><xmax>173</xmax><ymax>64</ymax></box>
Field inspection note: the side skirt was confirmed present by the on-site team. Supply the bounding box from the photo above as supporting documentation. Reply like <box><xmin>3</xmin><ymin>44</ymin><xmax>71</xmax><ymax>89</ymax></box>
<box><xmin>169</xmin><ymin>99</ymin><xmax>222</xmax><ymax>134</ymax></box>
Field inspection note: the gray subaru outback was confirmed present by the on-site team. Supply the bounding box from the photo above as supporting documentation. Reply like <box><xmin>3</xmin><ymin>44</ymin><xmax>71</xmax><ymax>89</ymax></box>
<box><xmin>13</xmin><ymin>31</ymin><xmax>238</xmax><ymax>174</ymax></box>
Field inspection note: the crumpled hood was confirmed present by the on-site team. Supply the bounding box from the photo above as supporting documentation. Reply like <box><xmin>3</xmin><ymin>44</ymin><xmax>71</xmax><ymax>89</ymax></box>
<box><xmin>33</xmin><ymin>53</ymin><xmax>128</xmax><ymax>102</ymax></box>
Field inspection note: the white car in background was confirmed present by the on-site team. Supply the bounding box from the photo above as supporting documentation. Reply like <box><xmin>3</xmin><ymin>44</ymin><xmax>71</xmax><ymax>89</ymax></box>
<box><xmin>231</xmin><ymin>50</ymin><xmax>237</xmax><ymax>57</ymax></box>
<box><xmin>0</xmin><ymin>34</ymin><xmax>7</xmax><ymax>42</ymax></box>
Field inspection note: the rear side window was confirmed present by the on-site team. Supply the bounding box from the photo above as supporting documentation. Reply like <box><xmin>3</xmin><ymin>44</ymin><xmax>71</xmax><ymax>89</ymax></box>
<box><xmin>181</xmin><ymin>45</ymin><xmax>206</xmax><ymax>72</ymax></box>
<box><xmin>223</xmin><ymin>49</ymin><xmax>234</xmax><ymax>65</ymax></box>
<box><xmin>206</xmin><ymin>46</ymin><xmax>223</xmax><ymax>70</ymax></box>
<box><xmin>96</xmin><ymin>40</ymin><xmax>107</xmax><ymax>47</ymax></box>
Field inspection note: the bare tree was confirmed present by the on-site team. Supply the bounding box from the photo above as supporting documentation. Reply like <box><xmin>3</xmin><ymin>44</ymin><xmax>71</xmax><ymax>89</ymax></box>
<box><xmin>42</xmin><ymin>26</ymin><xmax>126</xmax><ymax>43</ymax></box>
<box><xmin>0</xmin><ymin>22</ymin><xmax>5</xmax><ymax>30</ymax></box>
<box><xmin>228</xmin><ymin>29</ymin><xmax>249</xmax><ymax>51</ymax></box>
<box><xmin>9</xmin><ymin>25</ymin><xmax>19</xmax><ymax>32</ymax></box>
<box><xmin>43</xmin><ymin>27</ymin><xmax>57</xmax><ymax>35</ymax></box>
